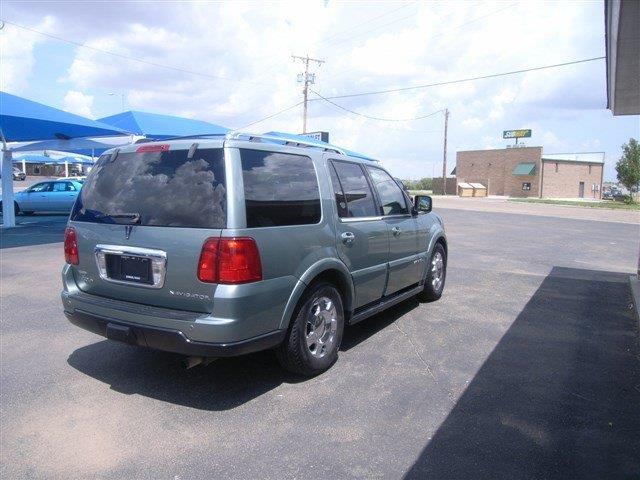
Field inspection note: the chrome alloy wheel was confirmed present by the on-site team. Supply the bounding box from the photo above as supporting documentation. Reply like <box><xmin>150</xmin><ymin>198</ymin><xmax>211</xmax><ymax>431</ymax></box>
<box><xmin>305</xmin><ymin>296</ymin><xmax>337</xmax><ymax>358</ymax></box>
<box><xmin>431</xmin><ymin>251</ymin><xmax>444</xmax><ymax>291</ymax></box>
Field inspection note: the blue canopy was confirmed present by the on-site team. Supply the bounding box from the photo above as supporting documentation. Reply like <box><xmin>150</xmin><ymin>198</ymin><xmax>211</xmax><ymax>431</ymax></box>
<box><xmin>98</xmin><ymin>111</ymin><xmax>229</xmax><ymax>139</ymax></box>
<box><xmin>12</xmin><ymin>153</ymin><xmax>51</xmax><ymax>163</ymax></box>
<box><xmin>57</xmin><ymin>155</ymin><xmax>94</xmax><ymax>165</ymax></box>
<box><xmin>13</xmin><ymin>153</ymin><xmax>94</xmax><ymax>165</ymax></box>
<box><xmin>0</xmin><ymin>91</ymin><xmax>128</xmax><ymax>142</ymax></box>
<box><xmin>262</xmin><ymin>131</ymin><xmax>377</xmax><ymax>161</ymax></box>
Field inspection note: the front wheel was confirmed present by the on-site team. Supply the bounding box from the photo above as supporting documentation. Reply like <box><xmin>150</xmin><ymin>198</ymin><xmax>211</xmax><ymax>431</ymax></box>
<box><xmin>0</xmin><ymin>202</ymin><xmax>20</xmax><ymax>215</ymax></box>
<box><xmin>418</xmin><ymin>243</ymin><xmax>447</xmax><ymax>302</ymax></box>
<box><xmin>276</xmin><ymin>282</ymin><xmax>344</xmax><ymax>376</ymax></box>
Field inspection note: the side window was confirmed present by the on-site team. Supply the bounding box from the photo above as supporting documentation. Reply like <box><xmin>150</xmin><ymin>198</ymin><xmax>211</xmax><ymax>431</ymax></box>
<box><xmin>328</xmin><ymin>162</ymin><xmax>348</xmax><ymax>217</ymax></box>
<box><xmin>366</xmin><ymin>166</ymin><xmax>409</xmax><ymax>215</ymax></box>
<box><xmin>240</xmin><ymin>149</ymin><xmax>321</xmax><ymax>228</ymax></box>
<box><xmin>66</xmin><ymin>183</ymin><xmax>77</xmax><ymax>191</ymax></box>
<box><xmin>331</xmin><ymin>161</ymin><xmax>378</xmax><ymax>218</ymax></box>
<box><xmin>53</xmin><ymin>182</ymin><xmax>68</xmax><ymax>192</ymax></box>
<box><xmin>29</xmin><ymin>182</ymin><xmax>52</xmax><ymax>193</ymax></box>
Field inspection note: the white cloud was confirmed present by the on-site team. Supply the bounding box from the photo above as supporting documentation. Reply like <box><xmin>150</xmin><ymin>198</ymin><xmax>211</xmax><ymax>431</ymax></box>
<box><xmin>462</xmin><ymin>118</ymin><xmax>484</xmax><ymax>129</ymax></box>
<box><xmin>0</xmin><ymin>16</ymin><xmax>55</xmax><ymax>92</ymax></box>
<box><xmin>62</xmin><ymin>90</ymin><xmax>94</xmax><ymax>117</ymax></box>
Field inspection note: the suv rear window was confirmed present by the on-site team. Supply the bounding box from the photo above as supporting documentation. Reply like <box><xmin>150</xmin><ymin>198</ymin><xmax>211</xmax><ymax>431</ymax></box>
<box><xmin>240</xmin><ymin>149</ymin><xmax>320</xmax><ymax>228</ymax></box>
<box><xmin>71</xmin><ymin>147</ymin><xmax>226</xmax><ymax>228</ymax></box>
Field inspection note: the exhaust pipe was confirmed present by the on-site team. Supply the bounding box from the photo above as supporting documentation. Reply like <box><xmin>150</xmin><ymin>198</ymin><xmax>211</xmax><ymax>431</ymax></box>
<box><xmin>183</xmin><ymin>356</ymin><xmax>217</xmax><ymax>369</ymax></box>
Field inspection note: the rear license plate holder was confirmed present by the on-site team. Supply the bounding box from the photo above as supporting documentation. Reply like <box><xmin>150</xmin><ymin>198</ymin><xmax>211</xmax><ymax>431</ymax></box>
<box><xmin>105</xmin><ymin>254</ymin><xmax>153</xmax><ymax>285</ymax></box>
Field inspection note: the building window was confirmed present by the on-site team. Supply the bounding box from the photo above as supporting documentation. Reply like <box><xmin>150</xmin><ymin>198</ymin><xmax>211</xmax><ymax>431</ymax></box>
<box><xmin>588</xmin><ymin>164</ymin><xmax>592</xmax><ymax>174</ymax></box>
<box><xmin>522</xmin><ymin>182</ymin><xmax>531</xmax><ymax>191</ymax></box>
<box><xmin>555</xmin><ymin>162</ymin><xmax>558</xmax><ymax>173</ymax></box>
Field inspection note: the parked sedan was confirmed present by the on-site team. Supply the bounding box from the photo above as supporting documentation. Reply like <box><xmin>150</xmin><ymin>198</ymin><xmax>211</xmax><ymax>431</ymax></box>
<box><xmin>2</xmin><ymin>180</ymin><xmax>83</xmax><ymax>215</ymax></box>
<box><xmin>0</xmin><ymin>167</ymin><xmax>26</xmax><ymax>181</ymax></box>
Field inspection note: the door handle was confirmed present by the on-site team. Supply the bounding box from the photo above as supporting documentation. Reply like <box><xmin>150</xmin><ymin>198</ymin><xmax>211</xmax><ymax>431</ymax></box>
<box><xmin>340</xmin><ymin>231</ymin><xmax>355</xmax><ymax>245</ymax></box>
<box><xmin>391</xmin><ymin>226</ymin><xmax>402</xmax><ymax>236</ymax></box>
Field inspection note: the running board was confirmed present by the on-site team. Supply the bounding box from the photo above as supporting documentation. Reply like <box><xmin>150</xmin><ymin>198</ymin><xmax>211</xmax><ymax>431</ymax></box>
<box><xmin>350</xmin><ymin>285</ymin><xmax>422</xmax><ymax>325</ymax></box>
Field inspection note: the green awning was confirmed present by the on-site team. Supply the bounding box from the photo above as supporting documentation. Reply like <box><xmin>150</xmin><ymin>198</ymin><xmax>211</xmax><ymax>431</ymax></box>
<box><xmin>512</xmin><ymin>163</ymin><xmax>536</xmax><ymax>175</ymax></box>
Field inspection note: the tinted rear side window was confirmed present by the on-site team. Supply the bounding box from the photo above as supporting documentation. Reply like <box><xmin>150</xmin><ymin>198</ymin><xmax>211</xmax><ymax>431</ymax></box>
<box><xmin>240</xmin><ymin>149</ymin><xmax>320</xmax><ymax>228</ymax></box>
<box><xmin>331</xmin><ymin>161</ymin><xmax>378</xmax><ymax>218</ymax></box>
<box><xmin>71</xmin><ymin>147</ymin><xmax>226</xmax><ymax>228</ymax></box>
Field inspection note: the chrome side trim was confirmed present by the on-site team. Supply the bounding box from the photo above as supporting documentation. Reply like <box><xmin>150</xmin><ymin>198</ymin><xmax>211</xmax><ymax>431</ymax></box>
<box><xmin>94</xmin><ymin>244</ymin><xmax>167</xmax><ymax>289</ymax></box>
<box><xmin>340</xmin><ymin>216</ymin><xmax>384</xmax><ymax>223</ymax></box>
<box><xmin>339</xmin><ymin>214</ymin><xmax>412</xmax><ymax>223</ymax></box>
<box><xmin>350</xmin><ymin>285</ymin><xmax>422</xmax><ymax>325</ymax></box>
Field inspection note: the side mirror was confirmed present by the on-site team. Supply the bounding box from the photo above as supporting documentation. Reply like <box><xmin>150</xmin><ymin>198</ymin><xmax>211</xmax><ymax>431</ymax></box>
<box><xmin>414</xmin><ymin>195</ymin><xmax>432</xmax><ymax>213</ymax></box>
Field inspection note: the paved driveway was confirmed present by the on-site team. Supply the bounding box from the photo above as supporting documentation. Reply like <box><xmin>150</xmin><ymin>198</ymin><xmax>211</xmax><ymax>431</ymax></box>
<box><xmin>1</xmin><ymin>206</ymin><xmax>639</xmax><ymax>479</ymax></box>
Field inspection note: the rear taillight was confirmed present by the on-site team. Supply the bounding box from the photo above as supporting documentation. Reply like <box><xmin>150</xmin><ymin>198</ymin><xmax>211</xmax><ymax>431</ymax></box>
<box><xmin>197</xmin><ymin>237</ymin><xmax>262</xmax><ymax>284</ymax></box>
<box><xmin>197</xmin><ymin>238</ymin><xmax>220</xmax><ymax>283</ymax></box>
<box><xmin>64</xmin><ymin>227</ymin><xmax>79</xmax><ymax>265</ymax></box>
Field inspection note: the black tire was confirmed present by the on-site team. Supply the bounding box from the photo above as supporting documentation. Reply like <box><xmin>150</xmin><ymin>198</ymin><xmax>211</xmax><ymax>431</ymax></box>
<box><xmin>0</xmin><ymin>202</ymin><xmax>20</xmax><ymax>215</ymax></box>
<box><xmin>418</xmin><ymin>243</ymin><xmax>447</xmax><ymax>302</ymax></box>
<box><xmin>276</xmin><ymin>281</ymin><xmax>344</xmax><ymax>376</ymax></box>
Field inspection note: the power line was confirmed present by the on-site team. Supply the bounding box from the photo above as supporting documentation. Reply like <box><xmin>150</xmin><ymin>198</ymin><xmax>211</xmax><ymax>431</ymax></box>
<box><xmin>0</xmin><ymin>18</ymin><xmax>256</xmax><ymax>85</ymax></box>
<box><xmin>319</xmin><ymin>1</ymin><xmax>416</xmax><ymax>45</ymax></box>
<box><xmin>310</xmin><ymin>89</ymin><xmax>444</xmax><ymax>122</ymax></box>
<box><xmin>237</xmin><ymin>101</ymin><xmax>304</xmax><ymax>130</ymax></box>
<box><xmin>320</xmin><ymin>7</ymin><xmax>418</xmax><ymax>50</ymax></box>
<box><xmin>312</xmin><ymin>56</ymin><xmax>605</xmax><ymax>101</ymax></box>
<box><xmin>244</xmin><ymin>56</ymin><xmax>604</xmax><ymax>129</ymax></box>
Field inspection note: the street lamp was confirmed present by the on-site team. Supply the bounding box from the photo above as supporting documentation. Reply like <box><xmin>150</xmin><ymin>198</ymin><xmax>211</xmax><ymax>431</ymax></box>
<box><xmin>108</xmin><ymin>92</ymin><xmax>125</xmax><ymax>112</ymax></box>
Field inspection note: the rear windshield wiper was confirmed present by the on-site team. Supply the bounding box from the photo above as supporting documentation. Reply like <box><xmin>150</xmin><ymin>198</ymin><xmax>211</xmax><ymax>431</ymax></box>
<box><xmin>96</xmin><ymin>212</ymin><xmax>141</xmax><ymax>224</ymax></box>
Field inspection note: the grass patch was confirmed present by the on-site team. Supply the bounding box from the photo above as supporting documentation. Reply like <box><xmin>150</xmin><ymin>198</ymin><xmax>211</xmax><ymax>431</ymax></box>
<box><xmin>508</xmin><ymin>198</ymin><xmax>640</xmax><ymax>211</ymax></box>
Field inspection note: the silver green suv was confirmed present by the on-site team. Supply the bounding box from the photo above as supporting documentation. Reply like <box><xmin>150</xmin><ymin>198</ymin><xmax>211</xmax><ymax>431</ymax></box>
<box><xmin>61</xmin><ymin>133</ymin><xmax>447</xmax><ymax>375</ymax></box>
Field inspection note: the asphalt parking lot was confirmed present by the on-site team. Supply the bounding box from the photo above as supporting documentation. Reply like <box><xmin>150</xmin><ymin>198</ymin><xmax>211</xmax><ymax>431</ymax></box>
<box><xmin>1</xmin><ymin>203</ymin><xmax>639</xmax><ymax>479</ymax></box>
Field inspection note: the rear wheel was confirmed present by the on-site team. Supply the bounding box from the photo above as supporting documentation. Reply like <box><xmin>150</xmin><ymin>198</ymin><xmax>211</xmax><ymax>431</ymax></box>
<box><xmin>276</xmin><ymin>282</ymin><xmax>344</xmax><ymax>376</ymax></box>
<box><xmin>418</xmin><ymin>243</ymin><xmax>446</xmax><ymax>302</ymax></box>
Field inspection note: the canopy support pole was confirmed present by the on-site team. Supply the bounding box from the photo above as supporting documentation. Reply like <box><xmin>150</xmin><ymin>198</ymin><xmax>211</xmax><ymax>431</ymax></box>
<box><xmin>64</xmin><ymin>161</ymin><xmax>69</xmax><ymax>178</ymax></box>
<box><xmin>0</xmin><ymin>129</ymin><xmax>16</xmax><ymax>228</ymax></box>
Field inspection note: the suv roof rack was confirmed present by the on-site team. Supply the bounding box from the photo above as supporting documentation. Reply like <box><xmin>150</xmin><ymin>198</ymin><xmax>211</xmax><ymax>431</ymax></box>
<box><xmin>226</xmin><ymin>132</ymin><xmax>346</xmax><ymax>155</ymax></box>
<box><xmin>148</xmin><ymin>131</ymin><xmax>373</xmax><ymax>159</ymax></box>
<box><xmin>156</xmin><ymin>133</ymin><xmax>228</xmax><ymax>141</ymax></box>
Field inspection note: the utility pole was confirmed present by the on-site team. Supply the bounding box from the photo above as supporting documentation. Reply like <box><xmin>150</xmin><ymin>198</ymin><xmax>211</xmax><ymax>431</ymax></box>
<box><xmin>442</xmin><ymin>108</ymin><xmax>449</xmax><ymax>195</ymax></box>
<box><xmin>292</xmin><ymin>54</ymin><xmax>324</xmax><ymax>133</ymax></box>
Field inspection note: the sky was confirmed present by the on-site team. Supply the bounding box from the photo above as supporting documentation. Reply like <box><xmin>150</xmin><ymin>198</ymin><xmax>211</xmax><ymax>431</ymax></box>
<box><xmin>1</xmin><ymin>0</ymin><xmax>638</xmax><ymax>181</ymax></box>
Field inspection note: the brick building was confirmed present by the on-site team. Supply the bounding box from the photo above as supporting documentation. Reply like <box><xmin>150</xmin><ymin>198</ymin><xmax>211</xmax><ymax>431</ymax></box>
<box><xmin>454</xmin><ymin>147</ymin><xmax>604</xmax><ymax>199</ymax></box>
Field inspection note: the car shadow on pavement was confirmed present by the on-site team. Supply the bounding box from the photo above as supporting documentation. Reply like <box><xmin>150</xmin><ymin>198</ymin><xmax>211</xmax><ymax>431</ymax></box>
<box><xmin>67</xmin><ymin>341</ymin><xmax>304</xmax><ymax>411</ymax></box>
<box><xmin>403</xmin><ymin>266</ymin><xmax>640</xmax><ymax>480</ymax></box>
<box><xmin>66</xmin><ymin>296</ymin><xmax>423</xmax><ymax>411</ymax></box>
<box><xmin>0</xmin><ymin>214</ymin><xmax>68</xmax><ymax>249</ymax></box>
<box><xmin>341</xmin><ymin>296</ymin><xmax>420</xmax><ymax>351</ymax></box>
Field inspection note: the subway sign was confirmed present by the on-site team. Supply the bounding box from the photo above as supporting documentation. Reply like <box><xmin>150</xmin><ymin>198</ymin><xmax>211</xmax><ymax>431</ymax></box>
<box><xmin>503</xmin><ymin>129</ymin><xmax>532</xmax><ymax>139</ymax></box>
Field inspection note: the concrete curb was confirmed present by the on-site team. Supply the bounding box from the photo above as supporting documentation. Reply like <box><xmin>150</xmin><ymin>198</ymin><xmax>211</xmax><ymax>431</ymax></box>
<box><xmin>629</xmin><ymin>275</ymin><xmax>640</xmax><ymax>326</ymax></box>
